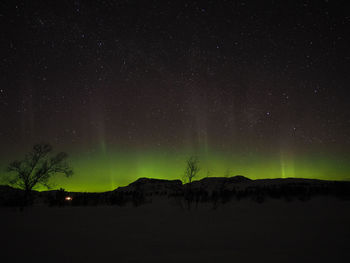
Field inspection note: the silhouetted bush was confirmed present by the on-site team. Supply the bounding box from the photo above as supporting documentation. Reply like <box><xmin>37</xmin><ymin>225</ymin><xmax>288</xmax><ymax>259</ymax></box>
<box><xmin>253</xmin><ymin>194</ymin><xmax>265</xmax><ymax>204</ymax></box>
<box><xmin>132</xmin><ymin>190</ymin><xmax>145</xmax><ymax>207</ymax></box>
<box><xmin>110</xmin><ymin>192</ymin><xmax>127</xmax><ymax>206</ymax></box>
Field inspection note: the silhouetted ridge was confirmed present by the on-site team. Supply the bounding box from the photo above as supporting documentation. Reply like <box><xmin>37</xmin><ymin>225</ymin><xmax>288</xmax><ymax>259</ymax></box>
<box><xmin>0</xmin><ymin>185</ymin><xmax>18</xmax><ymax>192</ymax></box>
<box><xmin>1</xmin><ymin>176</ymin><xmax>349</xmax><ymax>207</ymax></box>
<box><xmin>128</xmin><ymin>178</ymin><xmax>183</xmax><ymax>187</ymax></box>
<box><xmin>115</xmin><ymin>178</ymin><xmax>183</xmax><ymax>196</ymax></box>
<box><xmin>197</xmin><ymin>175</ymin><xmax>251</xmax><ymax>184</ymax></box>
<box><xmin>0</xmin><ymin>185</ymin><xmax>27</xmax><ymax>206</ymax></box>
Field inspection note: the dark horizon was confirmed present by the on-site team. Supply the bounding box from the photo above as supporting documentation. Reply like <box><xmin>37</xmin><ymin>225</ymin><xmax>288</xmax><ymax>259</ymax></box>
<box><xmin>2</xmin><ymin>175</ymin><xmax>350</xmax><ymax>194</ymax></box>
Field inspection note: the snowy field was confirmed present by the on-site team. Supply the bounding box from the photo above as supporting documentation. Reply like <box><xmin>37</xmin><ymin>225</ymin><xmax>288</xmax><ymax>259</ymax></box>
<box><xmin>1</xmin><ymin>197</ymin><xmax>350</xmax><ymax>263</ymax></box>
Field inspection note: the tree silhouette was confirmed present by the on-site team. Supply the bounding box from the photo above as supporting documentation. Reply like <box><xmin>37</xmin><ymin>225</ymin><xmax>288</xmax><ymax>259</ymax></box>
<box><xmin>182</xmin><ymin>156</ymin><xmax>200</xmax><ymax>184</ymax></box>
<box><xmin>182</xmin><ymin>156</ymin><xmax>200</xmax><ymax>210</ymax></box>
<box><xmin>6</xmin><ymin>144</ymin><xmax>73</xmax><ymax>197</ymax></box>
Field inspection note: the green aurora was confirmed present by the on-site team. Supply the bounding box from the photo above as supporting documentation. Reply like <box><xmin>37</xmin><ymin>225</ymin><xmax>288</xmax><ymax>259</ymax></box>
<box><xmin>1</xmin><ymin>142</ymin><xmax>349</xmax><ymax>192</ymax></box>
<box><xmin>38</xmin><ymin>148</ymin><xmax>350</xmax><ymax>192</ymax></box>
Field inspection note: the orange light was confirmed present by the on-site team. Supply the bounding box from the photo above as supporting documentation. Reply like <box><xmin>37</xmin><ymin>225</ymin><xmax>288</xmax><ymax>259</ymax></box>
<box><xmin>65</xmin><ymin>196</ymin><xmax>72</xmax><ymax>201</ymax></box>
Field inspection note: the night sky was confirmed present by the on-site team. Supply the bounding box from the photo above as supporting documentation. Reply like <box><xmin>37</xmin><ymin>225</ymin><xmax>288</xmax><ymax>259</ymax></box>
<box><xmin>1</xmin><ymin>0</ymin><xmax>349</xmax><ymax>191</ymax></box>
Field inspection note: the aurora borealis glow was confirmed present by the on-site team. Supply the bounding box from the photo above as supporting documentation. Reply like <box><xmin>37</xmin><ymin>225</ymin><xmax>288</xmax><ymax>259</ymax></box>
<box><xmin>59</xmin><ymin>150</ymin><xmax>350</xmax><ymax>192</ymax></box>
<box><xmin>1</xmin><ymin>1</ymin><xmax>349</xmax><ymax>191</ymax></box>
<box><xmin>2</xmin><ymin>145</ymin><xmax>349</xmax><ymax>192</ymax></box>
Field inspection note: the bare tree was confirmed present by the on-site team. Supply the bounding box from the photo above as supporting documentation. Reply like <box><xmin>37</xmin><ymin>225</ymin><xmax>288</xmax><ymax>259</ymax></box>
<box><xmin>6</xmin><ymin>143</ymin><xmax>73</xmax><ymax>195</ymax></box>
<box><xmin>183</xmin><ymin>156</ymin><xmax>200</xmax><ymax>184</ymax></box>
<box><xmin>182</xmin><ymin>156</ymin><xmax>200</xmax><ymax>210</ymax></box>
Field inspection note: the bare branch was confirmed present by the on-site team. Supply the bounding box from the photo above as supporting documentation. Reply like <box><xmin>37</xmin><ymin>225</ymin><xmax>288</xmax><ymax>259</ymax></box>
<box><xmin>183</xmin><ymin>156</ymin><xmax>200</xmax><ymax>184</ymax></box>
<box><xmin>4</xmin><ymin>143</ymin><xmax>73</xmax><ymax>192</ymax></box>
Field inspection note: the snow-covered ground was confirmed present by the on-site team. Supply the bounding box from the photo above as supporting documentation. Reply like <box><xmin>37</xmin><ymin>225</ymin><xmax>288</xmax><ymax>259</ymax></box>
<box><xmin>1</xmin><ymin>197</ymin><xmax>349</xmax><ymax>263</ymax></box>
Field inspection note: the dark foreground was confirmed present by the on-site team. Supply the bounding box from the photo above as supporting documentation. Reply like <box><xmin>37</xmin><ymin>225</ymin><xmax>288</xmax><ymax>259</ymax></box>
<box><xmin>1</xmin><ymin>197</ymin><xmax>349</xmax><ymax>263</ymax></box>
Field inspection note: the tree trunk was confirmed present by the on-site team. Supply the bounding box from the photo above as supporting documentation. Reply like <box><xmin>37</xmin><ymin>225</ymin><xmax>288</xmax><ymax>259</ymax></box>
<box><xmin>24</xmin><ymin>187</ymin><xmax>32</xmax><ymax>206</ymax></box>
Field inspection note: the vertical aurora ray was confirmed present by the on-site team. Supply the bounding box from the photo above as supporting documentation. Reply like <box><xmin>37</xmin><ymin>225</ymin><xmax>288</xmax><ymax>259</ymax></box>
<box><xmin>279</xmin><ymin>151</ymin><xmax>295</xmax><ymax>179</ymax></box>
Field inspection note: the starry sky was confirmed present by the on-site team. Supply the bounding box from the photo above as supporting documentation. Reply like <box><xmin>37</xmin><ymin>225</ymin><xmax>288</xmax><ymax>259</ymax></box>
<box><xmin>0</xmin><ymin>0</ymin><xmax>349</xmax><ymax>191</ymax></box>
